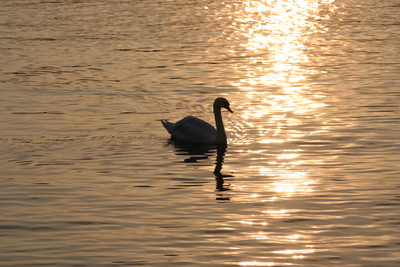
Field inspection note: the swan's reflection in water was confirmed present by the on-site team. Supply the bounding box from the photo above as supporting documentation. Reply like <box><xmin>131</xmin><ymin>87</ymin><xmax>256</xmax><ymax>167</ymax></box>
<box><xmin>167</xmin><ymin>141</ymin><xmax>234</xmax><ymax>200</ymax></box>
<box><xmin>213</xmin><ymin>144</ymin><xmax>234</xmax><ymax>193</ymax></box>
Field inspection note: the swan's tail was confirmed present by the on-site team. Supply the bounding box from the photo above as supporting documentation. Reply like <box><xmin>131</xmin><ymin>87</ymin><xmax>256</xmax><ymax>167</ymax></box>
<box><xmin>161</xmin><ymin>120</ymin><xmax>174</xmax><ymax>134</ymax></box>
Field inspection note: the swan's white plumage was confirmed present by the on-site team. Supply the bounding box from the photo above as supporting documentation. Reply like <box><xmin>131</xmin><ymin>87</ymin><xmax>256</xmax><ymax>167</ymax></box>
<box><xmin>161</xmin><ymin>98</ymin><xmax>232</xmax><ymax>144</ymax></box>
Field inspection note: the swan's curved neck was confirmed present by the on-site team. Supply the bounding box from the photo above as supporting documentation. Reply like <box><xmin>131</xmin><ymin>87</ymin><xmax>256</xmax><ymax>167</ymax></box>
<box><xmin>213</xmin><ymin>104</ymin><xmax>227</xmax><ymax>144</ymax></box>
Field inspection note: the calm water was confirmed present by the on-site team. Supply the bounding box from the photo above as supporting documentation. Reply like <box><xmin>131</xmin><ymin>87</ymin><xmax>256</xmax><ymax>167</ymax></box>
<box><xmin>1</xmin><ymin>0</ymin><xmax>399</xmax><ymax>266</ymax></box>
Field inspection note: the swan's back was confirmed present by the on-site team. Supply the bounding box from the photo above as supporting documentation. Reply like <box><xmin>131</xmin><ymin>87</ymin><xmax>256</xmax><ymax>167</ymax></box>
<box><xmin>162</xmin><ymin>116</ymin><xmax>217</xmax><ymax>143</ymax></box>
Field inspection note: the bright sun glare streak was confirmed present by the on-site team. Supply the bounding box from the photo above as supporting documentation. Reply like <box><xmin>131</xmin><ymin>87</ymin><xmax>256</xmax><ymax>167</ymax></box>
<box><xmin>274</xmin><ymin>248</ymin><xmax>317</xmax><ymax>256</ymax></box>
<box><xmin>285</xmin><ymin>234</ymin><xmax>302</xmax><ymax>241</ymax></box>
<box><xmin>239</xmin><ymin>262</ymin><xmax>278</xmax><ymax>266</ymax></box>
<box><xmin>231</xmin><ymin>0</ymin><xmax>333</xmax><ymax>142</ymax></box>
<box><xmin>228</xmin><ymin>1</ymin><xmax>336</xmax><ymax>264</ymax></box>
<box><xmin>262</xmin><ymin>209</ymin><xmax>291</xmax><ymax>218</ymax></box>
<box><xmin>229</xmin><ymin>0</ymin><xmax>333</xmax><ymax>196</ymax></box>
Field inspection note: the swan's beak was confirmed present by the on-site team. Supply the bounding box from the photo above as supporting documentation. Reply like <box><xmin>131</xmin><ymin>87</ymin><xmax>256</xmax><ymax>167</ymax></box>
<box><xmin>226</xmin><ymin>106</ymin><xmax>233</xmax><ymax>113</ymax></box>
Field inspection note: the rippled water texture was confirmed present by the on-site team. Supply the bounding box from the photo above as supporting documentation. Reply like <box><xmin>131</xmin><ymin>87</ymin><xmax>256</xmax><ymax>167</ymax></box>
<box><xmin>1</xmin><ymin>0</ymin><xmax>399</xmax><ymax>266</ymax></box>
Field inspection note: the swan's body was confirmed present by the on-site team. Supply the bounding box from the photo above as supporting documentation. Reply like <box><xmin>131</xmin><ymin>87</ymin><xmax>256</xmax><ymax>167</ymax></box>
<box><xmin>161</xmin><ymin>97</ymin><xmax>233</xmax><ymax>144</ymax></box>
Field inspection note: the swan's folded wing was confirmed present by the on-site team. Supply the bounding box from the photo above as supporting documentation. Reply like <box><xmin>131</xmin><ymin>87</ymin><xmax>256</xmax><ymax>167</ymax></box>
<box><xmin>172</xmin><ymin>116</ymin><xmax>217</xmax><ymax>143</ymax></box>
<box><xmin>173</xmin><ymin>116</ymin><xmax>215</xmax><ymax>132</ymax></box>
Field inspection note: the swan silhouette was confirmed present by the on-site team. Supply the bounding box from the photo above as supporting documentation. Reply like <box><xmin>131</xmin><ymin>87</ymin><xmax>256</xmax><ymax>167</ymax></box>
<box><xmin>161</xmin><ymin>97</ymin><xmax>233</xmax><ymax>144</ymax></box>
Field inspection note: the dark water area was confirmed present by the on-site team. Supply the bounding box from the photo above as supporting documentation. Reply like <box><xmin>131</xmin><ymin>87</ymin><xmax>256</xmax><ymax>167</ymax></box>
<box><xmin>1</xmin><ymin>0</ymin><xmax>399</xmax><ymax>266</ymax></box>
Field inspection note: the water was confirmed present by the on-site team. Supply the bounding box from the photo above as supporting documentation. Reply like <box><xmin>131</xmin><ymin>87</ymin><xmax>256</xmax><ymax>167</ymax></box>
<box><xmin>1</xmin><ymin>0</ymin><xmax>399</xmax><ymax>266</ymax></box>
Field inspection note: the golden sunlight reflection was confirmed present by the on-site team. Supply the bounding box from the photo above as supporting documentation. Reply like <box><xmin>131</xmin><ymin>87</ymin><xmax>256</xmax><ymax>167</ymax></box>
<box><xmin>229</xmin><ymin>0</ymin><xmax>334</xmax><ymax>196</ymax></box>
<box><xmin>250</xmin><ymin>231</ymin><xmax>268</xmax><ymax>240</ymax></box>
<box><xmin>230</xmin><ymin>0</ymin><xmax>333</xmax><ymax>142</ymax></box>
<box><xmin>285</xmin><ymin>234</ymin><xmax>302</xmax><ymax>242</ymax></box>
<box><xmin>262</xmin><ymin>209</ymin><xmax>291</xmax><ymax>218</ymax></box>
<box><xmin>271</xmin><ymin>171</ymin><xmax>314</xmax><ymax>195</ymax></box>
<box><xmin>273</xmin><ymin>247</ymin><xmax>317</xmax><ymax>258</ymax></box>
<box><xmin>227</xmin><ymin>0</ymin><xmax>336</xmax><ymax>264</ymax></box>
<box><xmin>239</xmin><ymin>262</ymin><xmax>278</xmax><ymax>266</ymax></box>
<box><xmin>239</xmin><ymin>262</ymin><xmax>277</xmax><ymax>267</ymax></box>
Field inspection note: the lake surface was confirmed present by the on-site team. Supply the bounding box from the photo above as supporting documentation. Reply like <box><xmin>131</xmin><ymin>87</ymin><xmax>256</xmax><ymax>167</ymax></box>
<box><xmin>1</xmin><ymin>0</ymin><xmax>399</xmax><ymax>266</ymax></box>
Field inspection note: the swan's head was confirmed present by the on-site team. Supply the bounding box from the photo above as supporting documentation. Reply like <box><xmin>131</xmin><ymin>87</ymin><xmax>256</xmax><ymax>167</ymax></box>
<box><xmin>214</xmin><ymin>97</ymin><xmax>233</xmax><ymax>113</ymax></box>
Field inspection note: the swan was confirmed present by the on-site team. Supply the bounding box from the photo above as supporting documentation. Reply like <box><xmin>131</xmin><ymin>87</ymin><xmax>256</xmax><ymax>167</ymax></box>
<box><xmin>161</xmin><ymin>97</ymin><xmax>233</xmax><ymax>144</ymax></box>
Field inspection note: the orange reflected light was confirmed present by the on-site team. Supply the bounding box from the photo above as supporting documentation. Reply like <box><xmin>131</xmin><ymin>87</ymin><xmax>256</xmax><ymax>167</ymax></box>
<box><xmin>231</xmin><ymin>0</ymin><xmax>332</xmax><ymax>147</ymax></box>
<box><xmin>273</xmin><ymin>248</ymin><xmax>317</xmax><ymax>258</ymax></box>
<box><xmin>238</xmin><ymin>220</ymin><xmax>255</xmax><ymax>225</ymax></box>
<box><xmin>250</xmin><ymin>231</ymin><xmax>269</xmax><ymax>240</ymax></box>
<box><xmin>228</xmin><ymin>2</ymin><xmax>335</xmax><ymax>263</ymax></box>
<box><xmin>256</xmin><ymin>166</ymin><xmax>314</xmax><ymax>196</ymax></box>
<box><xmin>262</xmin><ymin>209</ymin><xmax>291</xmax><ymax>218</ymax></box>
<box><xmin>259</xmin><ymin>139</ymin><xmax>285</xmax><ymax>144</ymax></box>
<box><xmin>272</xmin><ymin>181</ymin><xmax>313</xmax><ymax>195</ymax></box>
<box><xmin>284</xmin><ymin>234</ymin><xmax>302</xmax><ymax>242</ymax></box>
<box><xmin>277</xmin><ymin>153</ymin><xmax>299</xmax><ymax>160</ymax></box>
<box><xmin>271</xmin><ymin>171</ymin><xmax>314</xmax><ymax>196</ymax></box>
<box><xmin>239</xmin><ymin>262</ymin><xmax>278</xmax><ymax>267</ymax></box>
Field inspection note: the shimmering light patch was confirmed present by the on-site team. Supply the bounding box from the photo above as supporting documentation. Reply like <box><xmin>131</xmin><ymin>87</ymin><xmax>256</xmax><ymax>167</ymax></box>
<box><xmin>250</xmin><ymin>231</ymin><xmax>268</xmax><ymax>240</ymax></box>
<box><xmin>230</xmin><ymin>0</ymin><xmax>333</xmax><ymax>148</ymax></box>
<box><xmin>239</xmin><ymin>220</ymin><xmax>255</xmax><ymax>225</ymax></box>
<box><xmin>228</xmin><ymin>1</ymin><xmax>334</xmax><ymax>263</ymax></box>
<box><xmin>259</xmin><ymin>139</ymin><xmax>286</xmax><ymax>144</ymax></box>
<box><xmin>262</xmin><ymin>209</ymin><xmax>291</xmax><ymax>218</ymax></box>
<box><xmin>271</xmin><ymin>171</ymin><xmax>314</xmax><ymax>196</ymax></box>
<box><xmin>270</xmin><ymin>196</ymin><xmax>278</xmax><ymax>202</ymax></box>
<box><xmin>273</xmin><ymin>248</ymin><xmax>317</xmax><ymax>257</ymax></box>
<box><xmin>256</xmin><ymin>167</ymin><xmax>314</xmax><ymax>197</ymax></box>
<box><xmin>277</xmin><ymin>153</ymin><xmax>299</xmax><ymax>160</ymax></box>
<box><xmin>284</xmin><ymin>234</ymin><xmax>302</xmax><ymax>242</ymax></box>
<box><xmin>239</xmin><ymin>262</ymin><xmax>281</xmax><ymax>266</ymax></box>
